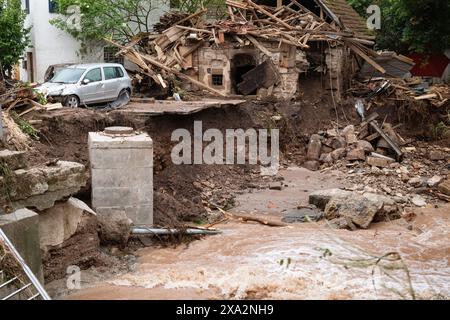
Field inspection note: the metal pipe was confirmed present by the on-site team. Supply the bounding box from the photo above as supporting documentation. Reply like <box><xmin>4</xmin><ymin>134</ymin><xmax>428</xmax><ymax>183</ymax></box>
<box><xmin>131</xmin><ymin>227</ymin><xmax>222</xmax><ymax>236</ymax></box>
<box><xmin>0</xmin><ymin>276</ymin><xmax>18</xmax><ymax>289</ymax></box>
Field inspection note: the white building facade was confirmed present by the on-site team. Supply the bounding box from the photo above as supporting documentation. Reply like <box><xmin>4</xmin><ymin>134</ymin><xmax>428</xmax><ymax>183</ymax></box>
<box><xmin>20</xmin><ymin>0</ymin><xmax>168</xmax><ymax>83</ymax></box>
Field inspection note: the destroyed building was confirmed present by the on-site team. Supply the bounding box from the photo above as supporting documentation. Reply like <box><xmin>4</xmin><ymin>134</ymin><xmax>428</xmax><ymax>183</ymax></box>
<box><xmin>112</xmin><ymin>0</ymin><xmax>413</xmax><ymax>101</ymax></box>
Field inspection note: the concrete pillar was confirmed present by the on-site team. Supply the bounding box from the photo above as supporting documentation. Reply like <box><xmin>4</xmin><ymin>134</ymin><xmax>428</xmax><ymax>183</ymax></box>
<box><xmin>88</xmin><ymin>127</ymin><xmax>153</xmax><ymax>226</ymax></box>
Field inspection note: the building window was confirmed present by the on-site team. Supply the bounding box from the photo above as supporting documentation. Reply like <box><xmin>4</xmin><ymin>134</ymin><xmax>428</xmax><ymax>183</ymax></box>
<box><xmin>49</xmin><ymin>0</ymin><xmax>58</xmax><ymax>13</ymax></box>
<box><xmin>212</xmin><ymin>74</ymin><xmax>223</xmax><ymax>86</ymax></box>
<box><xmin>104</xmin><ymin>47</ymin><xmax>124</xmax><ymax>65</ymax></box>
<box><xmin>25</xmin><ymin>0</ymin><xmax>30</xmax><ymax>14</ymax></box>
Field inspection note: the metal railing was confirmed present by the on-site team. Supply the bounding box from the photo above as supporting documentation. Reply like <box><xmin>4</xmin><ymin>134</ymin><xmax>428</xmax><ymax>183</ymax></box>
<box><xmin>0</xmin><ymin>229</ymin><xmax>51</xmax><ymax>300</ymax></box>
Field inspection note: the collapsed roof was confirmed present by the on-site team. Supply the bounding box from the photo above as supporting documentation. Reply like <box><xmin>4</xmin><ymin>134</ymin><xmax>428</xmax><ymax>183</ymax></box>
<box><xmin>106</xmin><ymin>0</ymin><xmax>412</xmax><ymax>96</ymax></box>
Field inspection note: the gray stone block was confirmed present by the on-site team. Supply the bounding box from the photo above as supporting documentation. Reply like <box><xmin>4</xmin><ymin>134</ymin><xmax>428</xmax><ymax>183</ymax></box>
<box><xmin>0</xmin><ymin>209</ymin><xmax>44</xmax><ymax>283</ymax></box>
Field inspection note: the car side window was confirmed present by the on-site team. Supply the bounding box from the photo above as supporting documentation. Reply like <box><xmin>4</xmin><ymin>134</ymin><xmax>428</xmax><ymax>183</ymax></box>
<box><xmin>84</xmin><ymin>68</ymin><xmax>102</xmax><ymax>83</ymax></box>
<box><xmin>104</xmin><ymin>67</ymin><xmax>124</xmax><ymax>80</ymax></box>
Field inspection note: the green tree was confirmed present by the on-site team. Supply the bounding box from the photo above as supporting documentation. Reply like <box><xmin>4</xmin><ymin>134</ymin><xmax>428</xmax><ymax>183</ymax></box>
<box><xmin>51</xmin><ymin>0</ymin><xmax>166</xmax><ymax>52</ymax></box>
<box><xmin>0</xmin><ymin>0</ymin><xmax>31</xmax><ymax>78</ymax></box>
<box><xmin>348</xmin><ymin>0</ymin><xmax>450</xmax><ymax>54</ymax></box>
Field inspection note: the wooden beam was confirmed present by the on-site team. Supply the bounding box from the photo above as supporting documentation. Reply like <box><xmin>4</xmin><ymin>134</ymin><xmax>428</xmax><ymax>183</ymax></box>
<box><xmin>347</xmin><ymin>42</ymin><xmax>386</xmax><ymax>74</ymax></box>
<box><xmin>245</xmin><ymin>0</ymin><xmax>294</xmax><ymax>30</ymax></box>
<box><xmin>246</xmin><ymin>35</ymin><xmax>273</xmax><ymax>57</ymax></box>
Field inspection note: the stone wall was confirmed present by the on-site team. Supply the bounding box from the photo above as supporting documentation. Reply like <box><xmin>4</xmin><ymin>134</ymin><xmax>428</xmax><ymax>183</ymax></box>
<box><xmin>325</xmin><ymin>45</ymin><xmax>353</xmax><ymax>102</ymax></box>
<box><xmin>191</xmin><ymin>40</ymin><xmax>309</xmax><ymax>99</ymax></box>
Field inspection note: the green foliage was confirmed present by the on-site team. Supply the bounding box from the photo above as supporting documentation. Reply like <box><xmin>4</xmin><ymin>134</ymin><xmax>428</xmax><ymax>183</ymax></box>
<box><xmin>170</xmin><ymin>0</ymin><xmax>225</xmax><ymax>14</ymax></box>
<box><xmin>0</xmin><ymin>0</ymin><xmax>31</xmax><ymax>75</ymax></box>
<box><xmin>429</xmin><ymin>121</ymin><xmax>449</xmax><ymax>140</ymax></box>
<box><xmin>10</xmin><ymin>111</ymin><xmax>39</xmax><ymax>139</ymax></box>
<box><xmin>348</xmin><ymin>0</ymin><xmax>450</xmax><ymax>54</ymax></box>
<box><xmin>33</xmin><ymin>89</ymin><xmax>48</xmax><ymax>105</ymax></box>
<box><xmin>51</xmin><ymin>0</ymin><xmax>166</xmax><ymax>52</ymax></box>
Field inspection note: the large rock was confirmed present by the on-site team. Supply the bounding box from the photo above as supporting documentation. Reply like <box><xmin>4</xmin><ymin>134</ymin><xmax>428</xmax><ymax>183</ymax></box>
<box><xmin>5</xmin><ymin>161</ymin><xmax>87</xmax><ymax>211</ymax></box>
<box><xmin>307</xmin><ymin>134</ymin><xmax>322</xmax><ymax>160</ymax></box>
<box><xmin>39</xmin><ymin>197</ymin><xmax>96</xmax><ymax>253</ymax></box>
<box><xmin>331</xmin><ymin>148</ymin><xmax>346</xmax><ymax>161</ymax></box>
<box><xmin>324</xmin><ymin>137</ymin><xmax>346</xmax><ymax>150</ymax></box>
<box><xmin>0</xmin><ymin>149</ymin><xmax>27</xmax><ymax>170</ymax></box>
<box><xmin>324</xmin><ymin>194</ymin><xmax>383</xmax><ymax>229</ymax></box>
<box><xmin>97</xmin><ymin>210</ymin><xmax>132</xmax><ymax>246</ymax></box>
<box><xmin>39</xmin><ymin>197</ymin><xmax>99</xmax><ymax>282</ymax></box>
<box><xmin>438</xmin><ymin>179</ymin><xmax>450</xmax><ymax>195</ymax></box>
<box><xmin>308</xmin><ymin>188</ymin><xmax>353</xmax><ymax>210</ymax></box>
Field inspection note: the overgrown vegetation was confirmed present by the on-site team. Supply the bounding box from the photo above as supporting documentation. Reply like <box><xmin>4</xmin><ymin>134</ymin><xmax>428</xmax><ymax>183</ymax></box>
<box><xmin>0</xmin><ymin>0</ymin><xmax>31</xmax><ymax>78</ymax></box>
<box><xmin>10</xmin><ymin>111</ymin><xmax>39</xmax><ymax>139</ymax></box>
<box><xmin>348</xmin><ymin>0</ymin><xmax>450</xmax><ymax>54</ymax></box>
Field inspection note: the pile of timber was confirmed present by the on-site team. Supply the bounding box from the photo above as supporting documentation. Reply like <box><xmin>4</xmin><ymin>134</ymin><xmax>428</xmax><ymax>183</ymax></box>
<box><xmin>107</xmin><ymin>0</ymin><xmax>398</xmax><ymax>97</ymax></box>
<box><xmin>0</xmin><ymin>84</ymin><xmax>62</xmax><ymax>119</ymax></box>
<box><xmin>349</xmin><ymin>78</ymin><xmax>450</xmax><ymax>109</ymax></box>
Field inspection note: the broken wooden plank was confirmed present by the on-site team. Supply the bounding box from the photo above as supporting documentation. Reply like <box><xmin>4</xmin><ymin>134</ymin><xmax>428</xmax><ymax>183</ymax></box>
<box><xmin>238</xmin><ymin>60</ymin><xmax>280</xmax><ymax>95</ymax></box>
<box><xmin>347</xmin><ymin>42</ymin><xmax>386</xmax><ymax>74</ymax></box>
<box><xmin>246</xmin><ymin>35</ymin><xmax>272</xmax><ymax>57</ymax></box>
<box><xmin>414</xmin><ymin>93</ymin><xmax>437</xmax><ymax>101</ymax></box>
<box><xmin>245</xmin><ymin>0</ymin><xmax>294</xmax><ymax>30</ymax></box>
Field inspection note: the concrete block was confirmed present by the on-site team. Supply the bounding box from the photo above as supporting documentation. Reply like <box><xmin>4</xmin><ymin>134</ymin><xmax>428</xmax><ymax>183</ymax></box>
<box><xmin>0</xmin><ymin>209</ymin><xmax>44</xmax><ymax>283</ymax></box>
<box><xmin>89</xmin><ymin>130</ymin><xmax>153</xmax><ymax>226</ymax></box>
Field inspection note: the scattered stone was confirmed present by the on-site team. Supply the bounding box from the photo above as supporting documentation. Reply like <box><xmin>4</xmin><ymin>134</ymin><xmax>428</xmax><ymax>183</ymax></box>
<box><xmin>324</xmin><ymin>137</ymin><xmax>346</xmax><ymax>150</ymax></box>
<box><xmin>303</xmin><ymin>160</ymin><xmax>320</xmax><ymax>171</ymax></box>
<box><xmin>429</xmin><ymin>150</ymin><xmax>447</xmax><ymax>161</ymax></box>
<box><xmin>331</xmin><ymin>148</ymin><xmax>346</xmax><ymax>160</ymax></box>
<box><xmin>269</xmin><ymin>182</ymin><xmax>283</xmax><ymax>190</ymax></box>
<box><xmin>356</xmin><ymin>140</ymin><xmax>375</xmax><ymax>153</ymax></box>
<box><xmin>408</xmin><ymin>177</ymin><xmax>427</xmax><ymax>187</ymax></box>
<box><xmin>320</xmin><ymin>153</ymin><xmax>333</xmax><ymax>164</ymax></box>
<box><xmin>328</xmin><ymin>217</ymin><xmax>357</xmax><ymax>230</ymax></box>
<box><xmin>438</xmin><ymin>179</ymin><xmax>450</xmax><ymax>196</ymax></box>
<box><xmin>282</xmin><ymin>207</ymin><xmax>323</xmax><ymax>223</ymax></box>
<box><xmin>342</xmin><ymin>125</ymin><xmax>358</xmax><ymax>144</ymax></box>
<box><xmin>346</xmin><ymin>147</ymin><xmax>366</xmax><ymax>161</ymax></box>
<box><xmin>366</xmin><ymin>156</ymin><xmax>394</xmax><ymax>168</ymax></box>
<box><xmin>427</xmin><ymin>175</ymin><xmax>443</xmax><ymax>188</ymax></box>
<box><xmin>308</xmin><ymin>188</ymin><xmax>353</xmax><ymax>210</ymax></box>
<box><xmin>411</xmin><ymin>195</ymin><xmax>427</xmax><ymax>207</ymax></box>
<box><xmin>0</xmin><ymin>149</ymin><xmax>27</xmax><ymax>171</ymax></box>
<box><xmin>307</xmin><ymin>134</ymin><xmax>322</xmax><ymax>160</ymax></box>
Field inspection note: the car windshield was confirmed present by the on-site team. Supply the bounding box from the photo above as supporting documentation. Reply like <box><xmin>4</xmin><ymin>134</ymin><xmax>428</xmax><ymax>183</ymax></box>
<box><xmin>50</xmin><ymin>68</ymin><xmax>86</xmax><ymax>84</ymax></box>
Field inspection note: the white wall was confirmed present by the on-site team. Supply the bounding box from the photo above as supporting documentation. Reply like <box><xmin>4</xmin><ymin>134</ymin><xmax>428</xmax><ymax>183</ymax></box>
<box><xmin>20</xmin><ymin>0</ymin><xmax>169</xmax><ymax>83</ymax></box>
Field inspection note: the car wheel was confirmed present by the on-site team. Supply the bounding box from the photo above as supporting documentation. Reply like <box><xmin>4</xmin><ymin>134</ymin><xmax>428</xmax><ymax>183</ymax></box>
<box><xmin>64</xmin><ymin>95</ymin><xmax>80</xmax><ymax>108</ymax></box>
<box><xmin>118</xmin><ymin>89</ymin><xmax>130</xmax><ymax>101</ymax></box>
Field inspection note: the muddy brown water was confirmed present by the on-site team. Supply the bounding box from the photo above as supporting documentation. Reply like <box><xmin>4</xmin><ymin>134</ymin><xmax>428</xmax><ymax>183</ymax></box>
<box><xmin>65</xmin><ymin>168</ymin><xmax>450</xmax><ymax>300</ymax></box>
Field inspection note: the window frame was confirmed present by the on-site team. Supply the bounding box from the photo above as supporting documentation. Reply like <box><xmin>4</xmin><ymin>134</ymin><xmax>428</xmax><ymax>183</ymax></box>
<box><xmin>83</xmin><ymin>68</ymin><xmax>103</xmax><ymax>83</ymax></box>
<box><xmin>103</xmin><ymin>66</ymin><xmax>124</xmax><ymax>81</ymax></box>
<box><xmin>48</xmin><ymin>0</ymin><xmax>58</xmax><ymax>14</ymax></box>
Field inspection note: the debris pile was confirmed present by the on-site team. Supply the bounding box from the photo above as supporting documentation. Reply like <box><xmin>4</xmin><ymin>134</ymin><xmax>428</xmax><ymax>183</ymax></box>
<box><xmin>350</xmin><ymin>78</ymin><xmax>450</xmax><ymax>109</ymax></box>
<box><xmin>106</xmin><ymin>0</ymin><xmax>397</xmax><ymax>97</ymax></box>
<box><xmin>305</xmin><ymin>112</ymin><xmax>405</xmax><ymax>170</ymax></box>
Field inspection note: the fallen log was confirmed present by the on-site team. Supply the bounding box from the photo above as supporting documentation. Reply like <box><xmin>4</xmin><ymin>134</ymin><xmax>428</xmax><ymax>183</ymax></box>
<box><xmin>216</xmin><ymin>207</ymin><xmax>287</xmax><ymax>227</ymax></box>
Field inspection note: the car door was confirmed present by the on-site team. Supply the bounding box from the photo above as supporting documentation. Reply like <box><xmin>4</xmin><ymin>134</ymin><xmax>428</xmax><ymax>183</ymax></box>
<box><xmin>77</xmin><ymin>68</ymin><xmax>104</xmax><ymax>103</ymax></box>
<box><xmin>103</xmin><ymin>66</ymin><xmax>123</xmax><ymax>101</ymax></box>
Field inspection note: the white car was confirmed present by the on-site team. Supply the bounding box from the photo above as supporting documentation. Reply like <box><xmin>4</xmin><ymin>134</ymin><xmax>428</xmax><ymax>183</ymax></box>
<box><xmin>36</xmin><ymin>63</ymin><xmax>132</xmax><ymax>108</ymax></box>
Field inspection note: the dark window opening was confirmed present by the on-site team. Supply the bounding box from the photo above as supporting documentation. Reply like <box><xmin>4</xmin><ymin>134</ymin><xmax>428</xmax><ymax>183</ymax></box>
<box><xmin>231</xmin><ymin>54</ymin><xmax>257</xmax><ymax>95</ymax></box>
<box><xmin>212</xmin><ymin>74</ymin><xmax>223</xmax><ymax>86</ymax></box>
<box><xmin>25</xmin><ymin>0</ymin><xmax>30</xmax><ymax>14</ymax></box>
<box><xmin>104</xmin><ymin>47</ymin><xmax>124</xmax><ymax>65</ymax></box>
<box><xmin>49</xmin><ymin>0</ymin><xmax>58</xmax><ymax>13</ymax></box>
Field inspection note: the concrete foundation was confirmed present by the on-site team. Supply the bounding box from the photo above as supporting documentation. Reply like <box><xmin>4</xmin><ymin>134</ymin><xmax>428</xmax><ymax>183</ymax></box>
<box><xmin>0</xmin><ymin>209</ymin><xmax>44</xmax><ymax>283</ymax></box>
<box><xmin>88</xmin><ymin>128</ymin><xmax>154</xmax><ymax>226</ymax></box>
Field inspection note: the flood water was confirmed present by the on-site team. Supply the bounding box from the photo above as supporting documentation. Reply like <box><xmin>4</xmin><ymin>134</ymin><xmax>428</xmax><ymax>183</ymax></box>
<box><xmin>67</xmin><ymin>168</ymin><xmax>450</xmax><ymax>300</ymax></box>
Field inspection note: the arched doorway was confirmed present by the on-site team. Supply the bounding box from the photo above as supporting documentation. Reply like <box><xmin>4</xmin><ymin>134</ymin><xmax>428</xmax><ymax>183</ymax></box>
<box><xmin>231</xmin><ymin>54</ymin><xmax>257</xmax><ymax>94</ymax></box>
